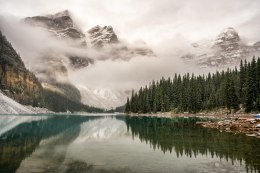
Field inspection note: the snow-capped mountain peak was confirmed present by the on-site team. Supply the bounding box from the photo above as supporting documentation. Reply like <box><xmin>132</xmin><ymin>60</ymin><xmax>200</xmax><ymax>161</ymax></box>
<box><xmin>88</xmin><ymin>25</ymin><xmax>119</xmax><ymax>48</ymax></box>
<box><xmin>215</xmin><ymin>27</ymin><xmax>240</xmax><ymax>43</ymax></box>
<box><xmin>25</xmin><ymin>10</ymin><xmax>85</xmax><ymax>39</ymax></box>
<box><xmin>181</xmin><ymin>27</ymin><xmax>260</xmax><ymax>68</ymax></box>
<box><xmin>214</xmin><ymin>27</ymin><xmax>241</xmax><ymax>51</ymax></box>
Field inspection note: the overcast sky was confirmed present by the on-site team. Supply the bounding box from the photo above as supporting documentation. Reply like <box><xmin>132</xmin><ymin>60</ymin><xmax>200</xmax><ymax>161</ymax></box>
<box><xmin>1</xmin><ymin>0</ymin><xmax>260</xmax><ymax>44</ymax></box>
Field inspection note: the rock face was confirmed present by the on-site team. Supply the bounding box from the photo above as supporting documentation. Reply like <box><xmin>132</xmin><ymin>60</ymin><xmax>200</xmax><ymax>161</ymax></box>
<box><xmin>182</xmin><ymin>27</ymin><xmax>260</xmax><ymax>68</ymax></box>
<box><xmin>25</xmin><ymin>10</ymin><xmax>85</xmax><ymax>39</ymax></box>
<box><xmin>88</xmin><ymin>25</ymin><xmax>119</xmax><ymax>48</ymax></box>
<box><xmin>25</xmin><ymin>10</ymin><xmax>91</xmax><ymax>70</ymax></box>
<box><xmin>88</xmin><ymin>25</ymin><xmax>155</xmax><ymax>59</ymax></box>
<box><xmin>214</xmin><ymin>27</ymin><xmax>240</xmax><ymax>50</ymax></box>
<box><xmin>0</xmin><ymin>30</ymin><xmax>43</xmax><ymax>106</ymax></box>
<box><xmin>25</xmin><ymin>11</ymin><xmax>94</xmax><ymax>112</ymax></box>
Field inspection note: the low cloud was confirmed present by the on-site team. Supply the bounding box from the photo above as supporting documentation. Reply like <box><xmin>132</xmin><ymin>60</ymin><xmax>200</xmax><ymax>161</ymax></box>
<box><xmin>0</xmin><ymin>14</ymin><xmax>216</xmax><ymax>92</ymax></box>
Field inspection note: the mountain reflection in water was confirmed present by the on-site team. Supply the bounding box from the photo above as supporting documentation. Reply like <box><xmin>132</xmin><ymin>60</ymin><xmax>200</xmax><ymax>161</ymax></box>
<box><xmin>0</xmin><ymin>115</ymin><xmax>259</xmax><ymax>173</ymax></box>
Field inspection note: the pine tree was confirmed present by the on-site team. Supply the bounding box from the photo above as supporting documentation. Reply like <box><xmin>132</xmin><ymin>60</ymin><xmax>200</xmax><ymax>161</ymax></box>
<box><xmin>125</xmin><ymin>97</ymin><xmax>130</xmax><ymax>113</ymax></box>
<box><xmin>245</xmin><ymin>63</ymin><xmax>254</xmax><ymax>112</ymax></box>
<box><xmin>256</xmin><ymin>58</ymin><xmax>260</xmax><ymax>110</ymax></box>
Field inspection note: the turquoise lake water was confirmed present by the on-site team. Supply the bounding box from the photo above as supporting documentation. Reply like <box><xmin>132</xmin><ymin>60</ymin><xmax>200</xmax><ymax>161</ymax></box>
<box><xmin>0</xmin><ymin>114</ymin><xmax>259</xmax><ymax>173</ymax></box>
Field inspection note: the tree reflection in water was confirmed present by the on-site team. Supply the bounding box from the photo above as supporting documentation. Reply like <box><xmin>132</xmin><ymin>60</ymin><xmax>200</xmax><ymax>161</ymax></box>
<box><xmin>126</xmin><ymin>116</ymin><xmax>260</xmax><ymax>173</ymax></box>
<box><xmin>0</xmin><ymin>115</ymin><xmax>95</xmax><ymax>173</ymax></box>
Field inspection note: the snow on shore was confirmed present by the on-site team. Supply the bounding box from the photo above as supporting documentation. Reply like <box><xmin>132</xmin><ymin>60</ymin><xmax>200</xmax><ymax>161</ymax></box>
<box><xmin>0</xmin><ymin>91</ymin><xmax>52</xmax><ymax>114</ymax></box>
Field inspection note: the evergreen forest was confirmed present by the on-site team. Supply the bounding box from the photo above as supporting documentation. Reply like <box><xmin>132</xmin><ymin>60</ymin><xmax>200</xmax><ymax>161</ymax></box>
<box><xmin>125</xmin><ymin>57</ymin><xmax>260</xmax><ymax>113</ymax></box>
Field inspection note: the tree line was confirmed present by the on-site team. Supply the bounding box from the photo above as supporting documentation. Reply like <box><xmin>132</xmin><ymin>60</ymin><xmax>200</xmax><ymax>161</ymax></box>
<box><xmin>125</xmin><ymin>57</ymin><xmax>260</xmax><ymax>113</ymax></box>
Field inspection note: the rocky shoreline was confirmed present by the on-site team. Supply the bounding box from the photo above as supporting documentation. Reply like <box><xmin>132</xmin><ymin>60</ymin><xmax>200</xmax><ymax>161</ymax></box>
<box><xmin>196</xmin><ymin>117</ymin><xmax>260</xmax><ymax>138</ymax></box>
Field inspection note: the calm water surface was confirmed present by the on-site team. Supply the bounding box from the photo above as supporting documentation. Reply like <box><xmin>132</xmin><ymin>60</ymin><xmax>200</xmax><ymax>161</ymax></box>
<box><xmin>0</xmin><ymin>114</ymin><xmax>259</xmax><ymax>173</ymax></box>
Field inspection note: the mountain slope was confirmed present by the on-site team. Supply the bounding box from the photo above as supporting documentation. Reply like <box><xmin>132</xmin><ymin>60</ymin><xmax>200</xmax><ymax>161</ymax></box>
<box><xmin>0</xmin><ymin>91</ymin><xmax>33</xmax><ymax>114</ymax></box>
<box><xmin>0</xmin><ymin>90</ymin><xmax>51</xmax><ymax>114</ymax></box>
<box><xmin>0</xmin><ymin>30</ymin><xmax>43</xmax><ymax>106</ymax></box>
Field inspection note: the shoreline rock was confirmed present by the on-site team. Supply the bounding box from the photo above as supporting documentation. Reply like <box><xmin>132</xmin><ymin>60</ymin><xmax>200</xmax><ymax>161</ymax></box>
<box><xmin>196</xmin><ymin>117</ymin><xmax>260</xmax><ymax>138</ymax></box>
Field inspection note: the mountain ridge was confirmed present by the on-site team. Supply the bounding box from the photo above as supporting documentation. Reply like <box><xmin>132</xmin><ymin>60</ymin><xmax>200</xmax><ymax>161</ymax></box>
<box><xmin>182</xmin><ymin>27</ymin><xmax>260</xmax><ymax>68</ymax></box>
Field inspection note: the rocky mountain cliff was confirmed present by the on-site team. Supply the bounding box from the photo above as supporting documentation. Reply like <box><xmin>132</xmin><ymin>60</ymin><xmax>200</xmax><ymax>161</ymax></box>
<box><xmin>25</xmin><ymin>11</ymin><xmax>100</xmax><ymax>111</ymax></box>
<box><xmin>25</xmin><ymin>10</ymin><xmax>91</xmax><ymax>70</ymax></box>
<box><xmin>88</xmin><ymin>25</ymin><xmax>155</xmax><ymax>59</ymax></box>
<box><xmin>0</xmin><ymin>30</ymin><xmax>43</xmax><ymax>106</ymax></box>
<box><xmin>25</xmin><ymin>10</ymin><xmax>85</xmax><ymax>40</ymax></box>
<box><xmin>23</xmin><ymin>10</ymin><xmax>155</xmax><ymax>109</ymax></box>
<box><xmin>182</xmin><ymin>27</ymin><xmax>260</xmax><ymax>68</ymax></box>
<box><xmin>88</xmin><ymin>25</ymin><xmax>119</xmax><ymax>48</ymax></box>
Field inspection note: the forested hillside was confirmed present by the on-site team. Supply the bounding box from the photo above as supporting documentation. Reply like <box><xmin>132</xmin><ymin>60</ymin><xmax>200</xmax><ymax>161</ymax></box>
<box><xmin>0</xmin><ymin>30</ymin><xmax>43</xmax><ymax>106</ymax></box>
<box><xmin>126</xmin><ymin>57</ymin><xmax>260</xmax><ymax>113</ymax></box>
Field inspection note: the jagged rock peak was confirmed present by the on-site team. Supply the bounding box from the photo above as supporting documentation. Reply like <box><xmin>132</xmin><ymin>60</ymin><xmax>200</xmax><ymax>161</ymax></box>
<box><xmin>26</xmin><ymin>10</ymin><xmax>74</xmax><ymax>30</ymax></box>
<box><xmin>181</xmin><ymin>27</ymin><xmax>260</xmax><ymax>68</ymax></box>
<box><xmin>25</xmin><ymin>10</ymin><xmax>85</xmax><ymax>39</ymax></box>
<box><xmin>215</xmin><ymin>27</ymin><xmax>240</xmax><ymax>45</ymax></box>
<box><xmin>47</xmin><ymin>10</ymin><xmax>71</xmax><ymax>18</ymax></box>
<box><xmin>88</xmin><ymin>25</ymin><xmax>119</xmax><ymax>47</ymax></box>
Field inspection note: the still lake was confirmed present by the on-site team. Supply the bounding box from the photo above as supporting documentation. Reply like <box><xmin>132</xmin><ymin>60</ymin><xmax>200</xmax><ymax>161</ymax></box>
<box><xmin>0</xmin><ymin>114</ymin><xmax>259</xmax><ymax>173</ymax></box>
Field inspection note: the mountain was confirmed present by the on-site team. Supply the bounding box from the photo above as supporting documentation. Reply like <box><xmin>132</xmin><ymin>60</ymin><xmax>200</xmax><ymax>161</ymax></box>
<box><xmin>25</xmin><ymin>10</ymin><xmax>85</xmax><ymax>40</ymax></box>
<box><xmin>23</xmin><ymin>10</ymin><xmax>156</xmax><ymax>109</ymax></box>
<box><xmin>25</xmin><ymin>11</ymin><xmax>101</xmax><ymax>111</ymax></box>
<box><xmin>88</xmin><ymin>25</ymin><xmax>119</xmax><ymax>48</ymax></box>
<box><xmin>0</xmin><ymin>30</ymin><xmax>43</xmax><ymax>107</ymax></box>
<box><xmin>87</xmin><ymin>25</ymin><xmax>155</xmax><ymax>59</ymax></box>
<box><xmin>182</xmin><ymin>27</ymin><xmax>260</xmax><ymax>68</ymax></box>
<box><xmin>25</xmin><ymin>10</ymin><xmax>91</xmax><ymax>70</ymax></box>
